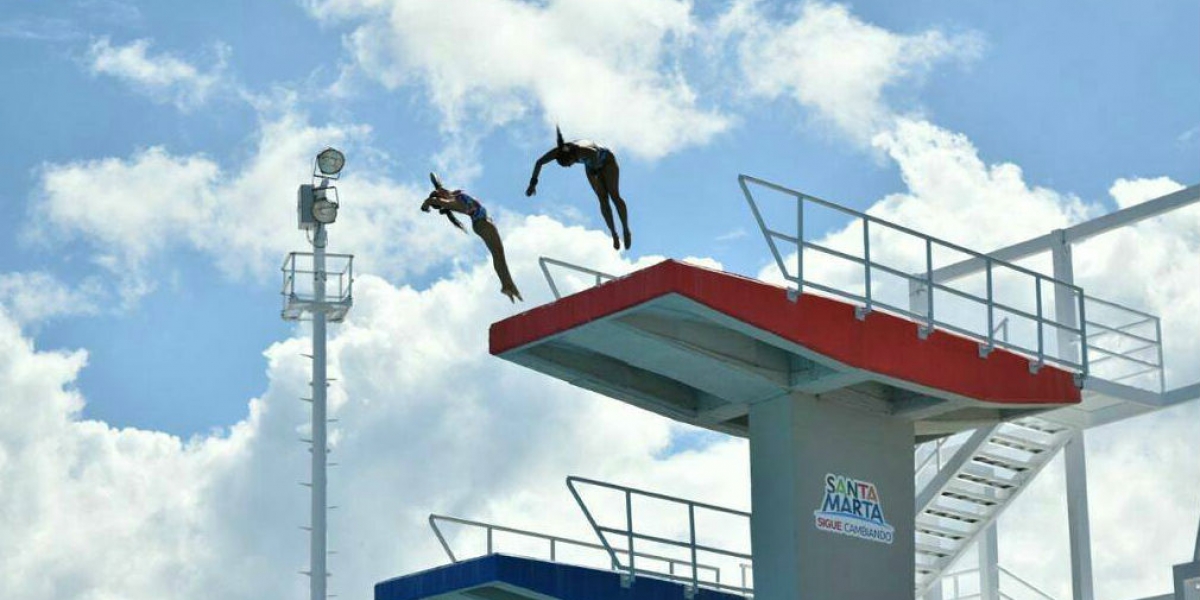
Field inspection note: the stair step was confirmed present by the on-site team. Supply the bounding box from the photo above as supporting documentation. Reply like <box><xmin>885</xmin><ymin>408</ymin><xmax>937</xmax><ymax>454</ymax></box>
<box><xmin>989</xmin><ymin>430</ymin><xmax>1052</xmax><ymax>453</ymax></box>
<box><xmin>973</xmin><ymin>448</ymin><xmax>1037</xmax><ymax>472</ymax></box>
<box><xmin>997</xmin><ymin>421</ymin><xmax>1061</xmax><ymax>445</ymax></box>
<box><xmin>915</xmin><ymin>551</ymin><xmax>942</xmax><ymax>570</ymax></box>
<box><xmin>1009</xmin><ymin>416</ymin><xmax>1070</xmax><ymax>436</ymax></box>
<box><xmin>958</xmin><ymin>462</ymin><xmax>1022</xmax><ymax>489</ymax></box>
<box><xmin>915</xmin><ymin>540</ymin><xmax>956</xmax><ymax>558</ymax></box>
<box><xmin>942</xmin><ymin>480</ymin><xmax>1008</xmax><ymax>506</ymax></box>
<box><xmin>915</xmin><ymin>516</ymin><xmax>973</xmax><ymax>540</ymax></box>
<box><xmin>922</xmin><ymin>502</ymin><xmax>987</xmax><ymax>524</ymax></box>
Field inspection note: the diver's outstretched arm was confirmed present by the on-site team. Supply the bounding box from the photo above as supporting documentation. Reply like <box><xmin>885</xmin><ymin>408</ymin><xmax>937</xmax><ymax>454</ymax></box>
<box><xmin>526</xmin><ymin>149</ymin><xmax>559</xmax><ymax>196</ymax></box>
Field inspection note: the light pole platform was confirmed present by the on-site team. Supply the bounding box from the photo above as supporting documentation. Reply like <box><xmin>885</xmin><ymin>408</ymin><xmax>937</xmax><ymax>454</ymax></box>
<box><xmin>376</xmin><ymin>554</ymin><xmax>745</xmax><ymax>600</ymax></box>
<box><xmin>490</xmin><ymin>260</ymin><xmax>1081</xmax><ymax>441</ymax></box>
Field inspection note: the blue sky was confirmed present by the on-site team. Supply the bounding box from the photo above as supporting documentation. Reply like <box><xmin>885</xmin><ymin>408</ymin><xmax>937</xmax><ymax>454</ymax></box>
<box><xmin>1</xmin><ymin>1</ymin><xmax>1198</xmax><ymax>598</ymax></box>
<box><xmin>4</xmin><ymin>0</ymin><xmax>1195</xmax><ymax>437</ymax></box>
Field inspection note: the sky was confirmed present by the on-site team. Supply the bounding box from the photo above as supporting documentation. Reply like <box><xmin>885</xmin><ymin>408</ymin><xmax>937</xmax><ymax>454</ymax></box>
<box><xmin>0</xmin><ymin>0</ymin><xmax>1198</xmax><ymax>599</ymax></box>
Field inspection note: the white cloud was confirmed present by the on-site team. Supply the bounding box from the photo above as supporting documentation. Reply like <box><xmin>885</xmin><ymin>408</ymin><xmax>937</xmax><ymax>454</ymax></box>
<box><xmin>88</xmin><ymin>37</ymin><xmax>228</xmax><ymax>110</ymax></box>
<box><xmin>305</xmin><ymin>0</ymin><xmax>730</xmax><ymax>160</ymax></box>
<box><xmin>0</xmin><ymin>271</ymin><xmax>102</xmax><ymax>326</ymax></box>
<box><xmin>868</xmin><ymin>119</ymin><xmax>1096</xmax><ymax>248</ymax></box>
<box><xmin>29</xmin><ymin>108</ymin><xmax>476</xmax><ymax>305</ymax></box>
<box><xmin>728</xmin><ymin>1</ymin><xmax>982</xmax><ymax>142</ymax></box>
<box><xmin>0</xmin><ymin>213</ymin><xmax>751</xmax><ymax>599</ymax></box>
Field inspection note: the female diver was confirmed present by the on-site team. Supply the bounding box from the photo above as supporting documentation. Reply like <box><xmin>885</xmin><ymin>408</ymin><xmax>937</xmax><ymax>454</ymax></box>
<box><xmin>525</xmin><ymin>127</ymin><xmax>631</xmax><ymax>251</ymax></box>
<box><xmin>422</xmin><ymin>173</ymin><xmax>523</xmax><ymax>302</ymax></box>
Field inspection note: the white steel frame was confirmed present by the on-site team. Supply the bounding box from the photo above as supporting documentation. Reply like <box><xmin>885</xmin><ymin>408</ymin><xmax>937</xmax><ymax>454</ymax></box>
<box><xmin>917</xmin><ymin>182</ymin><xmax>1200</xmax><ymax>600</ymax></box>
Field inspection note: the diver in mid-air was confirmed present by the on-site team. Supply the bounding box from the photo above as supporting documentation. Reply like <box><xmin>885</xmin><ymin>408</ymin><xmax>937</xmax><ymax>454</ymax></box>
<box><xmin>526</xmin><ymin>126</ymin><xmax>632</xmax><ymax>251</ymax></box>
<box><xmin>421</xmin><ymin>173</ymin><xmax>523</xmax><ymax>303</ymax></box>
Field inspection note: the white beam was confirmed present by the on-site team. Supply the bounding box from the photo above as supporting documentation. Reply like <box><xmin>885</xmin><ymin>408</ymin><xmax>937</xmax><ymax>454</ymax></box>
<box><xmin>1166</xmin><ymin>382</ymin><xmax>1200</xmax><ymax>406</ymax></box>
<box><xmin>1065</xmin><ymin>430</ymin><xmax>1095</xmax><ymax>600</ymax></box>
<box><xmin>979</xmin><ymin>523</ymin><xmax>1000</xmax><ymax>600</ymax></box>
<box><xmin>929</xmin><ymin>184</ymin><xmax>1200</xmax><ymax>283</ymax></box>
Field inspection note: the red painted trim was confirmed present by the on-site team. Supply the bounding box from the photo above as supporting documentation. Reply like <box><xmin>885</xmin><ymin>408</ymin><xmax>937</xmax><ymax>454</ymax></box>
<box><xmin>490</xmin><ymin>260</ymin><xmax>1080</xmax><ymax>405</ymax></box>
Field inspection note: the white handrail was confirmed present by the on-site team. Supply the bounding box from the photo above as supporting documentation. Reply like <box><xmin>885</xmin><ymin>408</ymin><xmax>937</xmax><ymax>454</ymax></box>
<box><xmin>938</xmin><ymin>566</ymin><xmax>1059</xmax><ymax>600</ymax></box>
<box><xmin>427</xmin><ymin>514</ymin><xmax>723</xmax><ymax>586</ymax></box>
<box><xmin>739</xmin><ymin>174</ymin><xmax>1089</xmax><ymax>378</ymax></box>
<box><xmin>567</xmin><ymin>476</ymin><xmax>753</xmax><ymax>596</ymax></box>
<box><xmin>538</xmin><ymin>257</ymin><xmax>617</xmax><ymax>300</ymax></box>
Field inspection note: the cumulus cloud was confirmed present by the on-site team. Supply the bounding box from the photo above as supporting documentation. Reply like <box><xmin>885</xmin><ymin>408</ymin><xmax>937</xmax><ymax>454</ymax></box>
<box><xmin>88</xmin><ymin>37</ymin><xmax>229</xmax><ymax>110</ymax></box>
<box><xmin>0</xmin><ymin>212</ymin><xmax>750</xmax><ymax>599</ymax></box>
<box><xmin>29</xmin><ymin>108</ymin><xmax>475</xmax><ymax>305</ymax></box>
<box><xmin>305</xmin><ymin>0</ymin><xmax>730</xmax><ymax>160</ymax></box>
<box><xmin>726</xmin><ymin>1</ymin><xmax>982</xmax><ymax>142</ymax></box>
<box><xmin>0</xmin><ymin>271</ymin><xmax>102</xmax><ymax>326</ymax></box>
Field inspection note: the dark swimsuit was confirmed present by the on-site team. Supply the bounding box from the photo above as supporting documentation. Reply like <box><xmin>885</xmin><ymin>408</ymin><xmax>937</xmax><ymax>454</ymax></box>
<box><xmin>576</xmin><ymin>145</ymin><xmax>610</xmax><ymax>177</ymax></box>
<box><xmin>455</xmin><ymin>191</ymin><xmax>488</xmax><ymax>223</ymax></box>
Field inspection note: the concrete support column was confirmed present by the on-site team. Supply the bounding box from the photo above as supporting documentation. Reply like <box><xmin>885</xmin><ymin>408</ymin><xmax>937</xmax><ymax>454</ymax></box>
<box><xmin>749</xmin><ymin>393</ymin><xmax>915</xmax><ymax>599</ymax></box>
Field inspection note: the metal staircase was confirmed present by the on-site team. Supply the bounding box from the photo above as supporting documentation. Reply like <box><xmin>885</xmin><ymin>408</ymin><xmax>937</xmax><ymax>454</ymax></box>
<box><xmin>914</xmin><ymin>417</ymin><xmax>1075</xmax><ymax>593</ymax></box>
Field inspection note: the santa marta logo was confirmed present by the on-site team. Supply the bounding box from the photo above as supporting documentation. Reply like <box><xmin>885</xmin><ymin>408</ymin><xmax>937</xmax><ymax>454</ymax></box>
<box><xmin>813</xmin><ymin>473</ymin><xmax>895</xmax><ymax>544</ymax></box>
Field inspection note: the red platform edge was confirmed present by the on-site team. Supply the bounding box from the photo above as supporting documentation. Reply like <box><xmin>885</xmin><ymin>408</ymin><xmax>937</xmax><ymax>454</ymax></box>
<box><xmin>490</xmin><ymin>260</ymin><xmax>1081</xmax><ymax>405</ymax></box>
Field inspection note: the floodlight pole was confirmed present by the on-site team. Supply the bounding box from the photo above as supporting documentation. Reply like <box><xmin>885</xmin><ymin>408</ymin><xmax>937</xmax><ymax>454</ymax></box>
<box><xmin>311</xmin><ymin>217</ymin><xmax>329</xmax><ymax>600</ymax></box>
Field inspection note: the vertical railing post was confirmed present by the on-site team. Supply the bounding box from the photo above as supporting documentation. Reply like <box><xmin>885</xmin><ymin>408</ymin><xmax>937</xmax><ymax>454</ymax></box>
<box><xmin>984</xmin><ymin>258</ymin><xmax>995</xmax><ymax>356</ymax></box>
<box><xmin>925</xmin><ymin>238</ymin><xmax>935</xmax><ymax>332</ymax></box>
<box><xmin>688</xmin><ymin>503</ymin><xmax>699</xmax><ymax>593</ymax></box>
<box><xmin>1155</xmin><ymin>317</ymin><xmax>1165</xmax><ymax>392</ymax></box>
<box><xmin>625</xmin><ymin>491</ymin><xmax>635</xmax><ymax>578</ymax></box>
<box><xmin>550</xmin><ymin>538</ymin><xmax>556</xmax><ymax>562</ymax></box>
<box><xmin>1035</xmin><ymin>277</ymin><xmax>1045</xmax><ymax>369</ymax></box>
<box><xmin>1076</xmin><ymin>289</ymin><xmax>1088</xmax><ymax>377</ymax></box>
<box><xmin>487</xmin><ymin>526</ymin><xmax>493</xmax><ymax>554</ymax></box>
<box><xmin>796</xmin><ymin>194</ymin><xmax>805</xmax><ymax>297</ymax></box>
<box><xmin>861</xmin><ymin>219</ymin><xmax>872</xmax><ymax>317</ymax></box>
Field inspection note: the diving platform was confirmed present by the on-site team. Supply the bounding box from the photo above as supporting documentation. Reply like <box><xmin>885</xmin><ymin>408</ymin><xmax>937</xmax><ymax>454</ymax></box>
<box><xmin>490</xmin><ymin>259</ymin><xmax>1081</xmax><ymax>442</ymax></box>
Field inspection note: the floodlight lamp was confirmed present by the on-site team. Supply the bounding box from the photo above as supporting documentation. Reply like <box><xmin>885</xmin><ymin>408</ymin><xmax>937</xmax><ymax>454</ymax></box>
<box><xmin>313</xmin><ymin>187</ymin><xmax>339</xmax><ymax>224</ymax></box>
<box><xmin>316</xmin><ymin>147</ymin><xmax>345</xmax><ymax>177</ymax></box>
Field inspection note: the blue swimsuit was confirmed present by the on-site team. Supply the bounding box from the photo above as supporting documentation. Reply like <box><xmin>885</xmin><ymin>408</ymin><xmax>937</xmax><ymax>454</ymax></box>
<box><xmin>573</xmin><ymin>143</ymin><xmax>610</xmax><ymax>176</ymax></box>
<box><xmin>455</xmin><ymin>191</ymin><xmax>488</xmax><ymax>223</ymax></box>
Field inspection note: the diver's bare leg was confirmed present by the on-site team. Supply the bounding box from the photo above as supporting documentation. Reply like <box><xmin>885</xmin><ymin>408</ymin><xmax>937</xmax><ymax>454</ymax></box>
<box><xmin>473</xmin><ymin>219</ymin><xmax>522</xmax><ymax>302</ymax></box>
<box><xmin>602</xmin><ymin>159</ymin><xmax>631</xmax><ymax>250</ymax></box>
<box><xmin>588</xmin><ymin>173</ymin><xmax>620</xmax><ymax>250</ymax></box>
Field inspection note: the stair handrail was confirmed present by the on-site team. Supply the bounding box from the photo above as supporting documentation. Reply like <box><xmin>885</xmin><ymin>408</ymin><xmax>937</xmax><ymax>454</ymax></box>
<box><xmin>997</xmin><ymin>565</ymin><xmax>1058</xmax><ymax>600</ymax></box>
<box><xmin>938</xmin><ymin>566</ymin><xmax>1059</xmax><ymax>600</ymax></box>
<box><xmin>428</xmin><ymin>514</ymin><xmax>724</xmax><ymax>586</ymax></box>
<box><xmin>567</xmin><ymin>475</ymin><xmax>753</xmax><ymax>596</ymax></box>
<box><xmin>739</xmin><ymin>174</ymin><xmax>1088</xmax><ymax>378</ymax></box>
<box><xmin>539</xmin><ymin>257</ymin><xmax>618</xmax><ymax>300</ymax></box>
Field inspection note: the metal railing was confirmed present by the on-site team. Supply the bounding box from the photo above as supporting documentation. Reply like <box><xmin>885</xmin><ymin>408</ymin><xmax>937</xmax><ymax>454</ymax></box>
<box><xmin>428</xmin><ymin>515</ymin><xmax>723</xmax><ymax>587</ymax></box>
<box><xmin>1082</xmin><ymin>296</ymin><xmax>1164</xmax><ymax>392</ymax></box>
<box><xmin>567</xmin><ymin>476</ymin><xmax>753</xmax><ymax>596</ymax></box>
<box><xmin>281</xmin><ymin>251</ymin><xmax>354</xmax><ymax>322</ymax></box>
<box><xmin>739</xmin><ymin>174</ymin><xmax>1088</xmax><ymax>376</ymax></box>
<box><xmin>539</xmin><ymin>257</ymin><xmax>618</xmax><ymax>300</ymax></box>
<box><xmin>939</xmin><ymin>566</ymin><xmax>1058</xmax><ymax>600</ymax></box>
